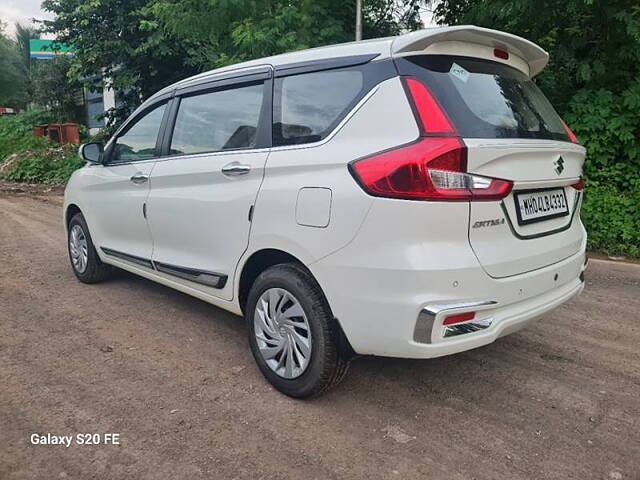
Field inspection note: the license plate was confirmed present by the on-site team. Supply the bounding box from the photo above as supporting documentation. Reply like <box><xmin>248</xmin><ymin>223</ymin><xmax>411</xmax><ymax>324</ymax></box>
<box><xmin>514</xmin><ymin>188</ymin><xmax>569</xmax><ymax>225</ymax></box>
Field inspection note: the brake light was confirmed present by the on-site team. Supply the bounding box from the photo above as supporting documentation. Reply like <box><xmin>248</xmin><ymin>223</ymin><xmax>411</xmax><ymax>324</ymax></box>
<box><xmin>349</xmin><ymin>78</ymin><xmax>513</xmax><ymax>201</ymax></box>
<box><xmin>443</xmin><ymin>311</ymin><xmax>475</xmax><ymax>326</ymax></box>
<box><xmin>571</xmin><ymin>177</ymin><xmax>585</xmax><ymax>191</ymax></box>
<box><xmin>562</xmin><ymin>121</ymin><xmax>579</xmax><ymax>144</ymax></box>
<box><xmin>494</xmin><ymin>48</ymin><xmax>509</xmax><ymax>60</ymax></box>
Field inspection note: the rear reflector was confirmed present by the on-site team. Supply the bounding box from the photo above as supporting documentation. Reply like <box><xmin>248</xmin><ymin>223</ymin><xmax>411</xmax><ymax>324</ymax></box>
<box><xmin>443</xmin><ymin>311</ymin><xmax>475</xmax><ymax>325</ymax></box>
<box><xmin>493</xmin><ymin>48</ymin><xmax>509</xmax><ymax>60</ymax></box>
<box><xmin>349</xmin><ymin>78</ymin><xmax>513</xmax><ymax>202</ymax></box>
<box><xmin>571</xmin><ymin>177</ymin><xmax>585</xmax><ymax>191</ymax></box>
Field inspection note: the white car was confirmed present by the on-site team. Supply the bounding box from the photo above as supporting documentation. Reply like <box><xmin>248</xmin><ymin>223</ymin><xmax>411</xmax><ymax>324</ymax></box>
<box><xmin>65</xmin><ymin>26</ymin><xmax>587</xmax><ymax>397</ymax></box>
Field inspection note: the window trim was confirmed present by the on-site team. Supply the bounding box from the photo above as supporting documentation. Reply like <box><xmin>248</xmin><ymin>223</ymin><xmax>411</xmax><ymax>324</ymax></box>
<box><xmin>273</xmin><ymin>54</ymin><xmax>379</xmax><ymax>78</ymax></box>
<box><xmin>161</xmin><ymin>74</ymin><xmax>273</xmax><ymax>158</ymax></box>
<box><xmin>104</xmin><ymin>97</ymin><xmax>173</xmax><ymax>165</ymax></box>
<box><xmin>175</xmin><ymin>66</ymin><xmax>271</xmax><ymax>97</ymax></box>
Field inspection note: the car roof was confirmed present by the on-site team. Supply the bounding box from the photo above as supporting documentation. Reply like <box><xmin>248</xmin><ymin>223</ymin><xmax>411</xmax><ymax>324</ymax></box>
<box><xmin>148</xmin><ymin>25</ymin><xmax>548</xmax><ymax>101</ymax></box>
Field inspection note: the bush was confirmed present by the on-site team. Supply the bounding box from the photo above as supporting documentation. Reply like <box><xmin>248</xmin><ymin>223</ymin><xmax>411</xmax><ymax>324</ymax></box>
<box><xmin>0</xmin><ymin>109</ymin><xmax>54</xmax><ymax>160</ymax></box>
<box><xmin>566</xmin><ymin>85</ymin><xmax>640</xmax><ymax>257</ymax></box>
<box><xmin>582</xmin><ymin>185</ymin><xmax>640</xmax><ymax>257</ymax></box>
<box><xmin>0</xmin><ymin>110</ymin><xmax>85</xmax><ymax>184</ymax></box>
<box><xmin>4</xmin><ymin>145</ymin><xmax>84</xmax><ymax>184</ymax></box>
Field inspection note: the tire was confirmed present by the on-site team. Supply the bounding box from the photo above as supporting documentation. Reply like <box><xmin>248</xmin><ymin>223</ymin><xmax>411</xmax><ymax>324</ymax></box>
<box><xmin>246</xmin><ymin>263</ymin><xmax>350</xmax><ymax>398</ymax></box>
<box><xmin>67</xmin><ymin>212</ymin><xmax>112</xmax><ymax>284</ymax></box>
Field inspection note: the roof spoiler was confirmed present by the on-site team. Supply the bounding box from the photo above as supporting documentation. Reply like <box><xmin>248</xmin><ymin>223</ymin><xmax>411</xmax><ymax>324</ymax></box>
<box><xmin>391</xmin><ymin>25</ymin><xmax>548</xmax><ymax>78</ymax></box>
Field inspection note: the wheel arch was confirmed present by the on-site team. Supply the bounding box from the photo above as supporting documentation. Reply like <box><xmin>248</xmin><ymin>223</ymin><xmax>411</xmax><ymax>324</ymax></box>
<box><xmin>238</xmin><ymin>248</ymin><xmax>303</xmax><ymax>313</ymax></box>
<box><xmin>237</xmin><ymin>248</ymin><xmax>356</xmax><ymax>359</ymax></box>
<box><xmin>65</xmin><ymin>203</ymin><xmax>82</xmax><ymax>229</ymax></box>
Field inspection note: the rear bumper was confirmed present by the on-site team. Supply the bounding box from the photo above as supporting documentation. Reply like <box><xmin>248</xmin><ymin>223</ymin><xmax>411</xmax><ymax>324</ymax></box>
<box><xmin>410</xmin><ymin>274</ymin><xmax>584</xmax><ymax>358</ymax></box>
<box><xmin>308</xmin><ymin>200</ymin><xmax>587</xmax><ymax>359</ymax></box>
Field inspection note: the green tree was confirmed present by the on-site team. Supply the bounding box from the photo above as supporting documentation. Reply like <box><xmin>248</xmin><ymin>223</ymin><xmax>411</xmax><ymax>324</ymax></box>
<box><xmin>31</xmin><ymin>57</ymin><xmax>84</xmax><ymax>123</ymax></box>
<box><xmin>43</xmin><ymin>0</ymin><xmax>426</xmax><ymax>127</ymax></box>
<box><xmin>42</xmin><ymin>0</ymin><xmax>201</xmax><ymax>128</ymax></box>
<box><xmin>152</xmin><ymin>0</ymin><xmax>425</xmax><ymax>69</ymax></box>
<box><xmin>14</xmin><ymin>23</ymin><xmax>40</xmax><ymax>70</ymax></box>
<box><xmin>14</xmin><ymin>23</ymin><xmax>41</xmax><ymax>103</ymax></box>
<box><xmin>0</xmin><ymin>23</ymin><xmax>28</xmax><ymax>108</ymax></box>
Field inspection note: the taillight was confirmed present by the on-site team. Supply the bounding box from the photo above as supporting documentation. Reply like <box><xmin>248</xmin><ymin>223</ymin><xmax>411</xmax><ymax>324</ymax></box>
<box><xmin>562</xmin><ymin>121</ymin><xmax>580</xmax><ymax>144</ymax></box>
<box><xmin>571</xmin><ymin>177</ymin><xmax>585</xmax><ymax>191</ymax></box>
<box><xmin>349</xmin><ymin>78</ymin><xmax>513</xmax><ymax>202</ymax></box>
<box><xmin>404</xmin><ymin>78</ymin><xmax>456</xmax><ymax>135</ymax></box>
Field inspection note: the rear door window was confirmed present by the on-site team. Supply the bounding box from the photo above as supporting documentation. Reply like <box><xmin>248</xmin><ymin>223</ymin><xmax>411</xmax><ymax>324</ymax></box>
<box><xmin>396</xmin><ymin>55</ymin><xmax>570</xmax><ymax>141</ymax></box>
<box><xmin>273</xmin><ymin>70</ymin><xmax>363</xmax><ymax>146</ymax></box>
<box><xmin>170</xmin><ymin>82</ymin><xmax>264</xmax><ymax>155</ymax></box>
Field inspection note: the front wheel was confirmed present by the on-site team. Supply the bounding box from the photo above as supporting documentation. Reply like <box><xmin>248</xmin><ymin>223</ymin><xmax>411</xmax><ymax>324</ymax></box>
<box><xmin>67</xmin><ymin>212</ymin><xmax>112</xmax><ymax>283</ymax></box>
<box><xmin>246</xmin><ymin>263</ymin><xmax>350</xmax><ymax>398</ymax></box>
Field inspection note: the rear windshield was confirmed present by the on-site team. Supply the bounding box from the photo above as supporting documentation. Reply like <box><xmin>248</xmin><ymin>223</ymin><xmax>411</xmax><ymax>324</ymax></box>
<box><xmin>396</xmin><ymin>55</ymin><xmax>569</xmax><ymax>141</ymax></box>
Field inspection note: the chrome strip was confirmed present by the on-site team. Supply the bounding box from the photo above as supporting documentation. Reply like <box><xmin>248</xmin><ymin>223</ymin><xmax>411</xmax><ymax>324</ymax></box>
<box><xmin>444</xmin><ymin>318</ymin><xmax>494</xmax><ymax>338</ymax></box>
<box><xmin>413</xmin><ymin>300</ymin><xmax>497</xmax><ymax>344</ymax></box>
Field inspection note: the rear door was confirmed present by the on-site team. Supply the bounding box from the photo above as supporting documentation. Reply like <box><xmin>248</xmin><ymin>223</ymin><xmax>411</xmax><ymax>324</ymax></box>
<box><xmin>465</xmin><ymin>138</ymin><xmax>585</xmax><ymax>277</ymax></box>
<box><xmin>146</xmin><ymin>68</ymin><xmax>271</xmax><ymax>300</ymax></box>
<box><xmin>396</xmin><ymin>55</ymin><xmax>586</xmax><ymax>277</ymax></box>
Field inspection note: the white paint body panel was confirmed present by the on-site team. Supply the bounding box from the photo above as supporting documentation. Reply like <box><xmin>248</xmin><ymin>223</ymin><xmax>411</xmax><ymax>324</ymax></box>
<box><xmin>247</xmin><ymin>78</ymin><xmax>418</xmax><ymax>266</ymax></box>
<box><xmin>465</xmin><ymin>139</ymin><xmax>586</xmax><ymax>277</ymax></box>
<box><xmin>145</xmin><ymin>149</ymin><xmax>269</xmax><ymax>301</ymax></box>
<box><xmin>67</xmin><ymin>160</ymin><xmax>155</xmax><ymax>260</ymax></box>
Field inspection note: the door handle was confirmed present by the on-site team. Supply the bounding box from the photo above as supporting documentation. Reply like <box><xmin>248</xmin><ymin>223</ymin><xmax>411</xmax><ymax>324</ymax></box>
<box><xmin>130</xmin><ymin>173</ymin><xmax>149</xmax><ymax>184</ymax></box>
<box><xmin>221</xmin><ymin>162</ymin><xmax>251</xmax><ymax>176</ymax></box>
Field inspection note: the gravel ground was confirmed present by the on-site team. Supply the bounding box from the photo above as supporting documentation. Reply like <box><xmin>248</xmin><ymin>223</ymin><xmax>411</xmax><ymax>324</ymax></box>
<box><xmin>1</xmin><ymin>193</ymin><xmax>639</xmax><ymax>480</ymax></box>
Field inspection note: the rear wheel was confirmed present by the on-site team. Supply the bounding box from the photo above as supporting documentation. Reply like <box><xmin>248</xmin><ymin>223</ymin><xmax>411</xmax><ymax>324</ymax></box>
<box><xmin>246</xmin><ymin>263</ymin><xmax>350</xmax><ymax>398</ymax></box>
<box><xmin>67</xmin><ymin>213</ymin><xmax>112</xmax><ymax>283</ymax></box>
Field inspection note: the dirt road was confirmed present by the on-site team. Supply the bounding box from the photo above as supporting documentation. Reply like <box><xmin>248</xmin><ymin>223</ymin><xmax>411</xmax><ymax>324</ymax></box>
<box><xmin>1</xmin><ymin>193</ymin><xmax>639</xmax><ymax>480</ymax></box>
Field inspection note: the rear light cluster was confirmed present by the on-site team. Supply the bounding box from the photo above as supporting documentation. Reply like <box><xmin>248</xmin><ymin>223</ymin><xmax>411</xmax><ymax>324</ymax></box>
<box><xmin>349</xmin><ymin>78</ymin><xmax>513</xmax><ymax>201</ymax></box>
<box><xmin>571</xmin><ymin>177</ymin><xmax>585</xmax><ymax>191</ymax></box>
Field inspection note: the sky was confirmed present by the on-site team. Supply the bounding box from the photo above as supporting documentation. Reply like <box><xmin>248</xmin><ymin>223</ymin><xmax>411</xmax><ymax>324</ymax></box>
<box><xmin>0</xmin><ymin>0</ymin><xmax>436</xmax><ymax>39</ymax></box>
<box><xmin>0</xmin><ymin>0</ymin><xmax>53</xmax><ymax>37</ymax></box>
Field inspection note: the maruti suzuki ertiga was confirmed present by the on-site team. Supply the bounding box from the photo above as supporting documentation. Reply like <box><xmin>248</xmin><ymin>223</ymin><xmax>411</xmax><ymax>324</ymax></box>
<box><xmin>65</xmin><ymin>25</ymin><xmax>587</xmax><ymax>397</ymax></box>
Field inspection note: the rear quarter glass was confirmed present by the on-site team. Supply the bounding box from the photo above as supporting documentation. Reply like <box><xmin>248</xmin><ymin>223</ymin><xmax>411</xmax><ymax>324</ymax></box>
<box><xmin>395</xmin><ymin>55</ymin><xmax>571</xmax><ymax>142</ymax></box>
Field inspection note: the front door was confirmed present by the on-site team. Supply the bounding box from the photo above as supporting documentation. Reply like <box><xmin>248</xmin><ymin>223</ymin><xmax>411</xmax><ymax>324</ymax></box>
<box><xmin>84</xmin><ymin>101</ymin><xmax>168</xmax><ymax>265</ymax></box>
<box><xmin>146</xmin><ymin>79</ymin><xmax>270</xmax><ymax>300</ymax></box>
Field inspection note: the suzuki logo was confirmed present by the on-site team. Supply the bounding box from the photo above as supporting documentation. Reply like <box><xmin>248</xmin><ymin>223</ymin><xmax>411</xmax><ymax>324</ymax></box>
<box><xmin>554</xmin><ymin>156</ymin><xmax>565</xmax><ymax>175</ymax></box>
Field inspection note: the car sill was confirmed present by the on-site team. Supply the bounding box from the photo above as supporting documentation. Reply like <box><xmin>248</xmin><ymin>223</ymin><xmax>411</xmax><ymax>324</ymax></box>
<box><xmin>100</xmin><ymin>247</ymin><xmax>227</xmax><ymax>289</ymax></box>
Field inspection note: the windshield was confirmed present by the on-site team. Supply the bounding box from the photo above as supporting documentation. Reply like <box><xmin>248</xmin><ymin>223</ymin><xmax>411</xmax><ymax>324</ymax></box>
<box><xmin>396</xmin><ymin>55</ymin><xmax>569</xmax><ymax>141</ymax></box>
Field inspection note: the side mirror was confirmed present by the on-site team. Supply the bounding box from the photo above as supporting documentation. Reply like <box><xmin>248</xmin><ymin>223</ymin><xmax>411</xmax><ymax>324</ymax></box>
<box><xmin>79</xmin><ymin>142</ymin><xmax>104</xmax><ymax>164</ymax></box>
